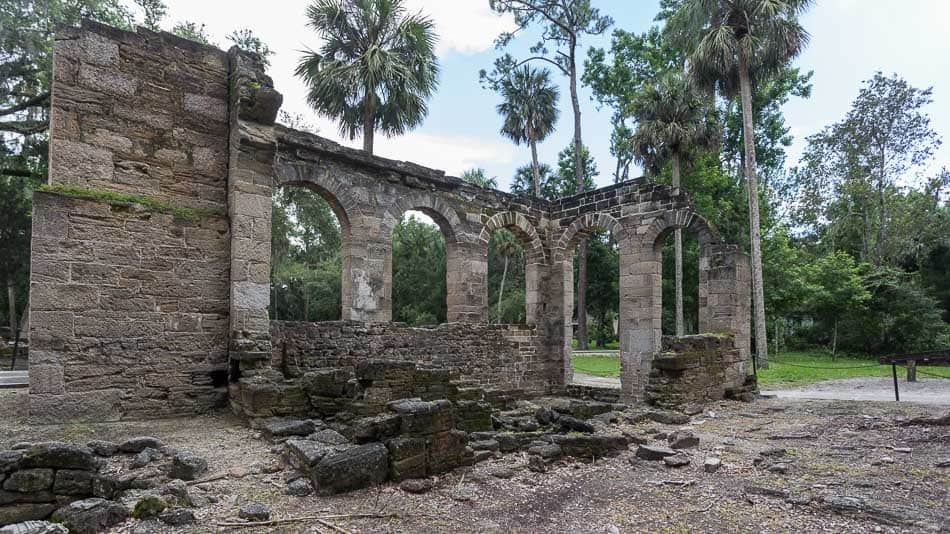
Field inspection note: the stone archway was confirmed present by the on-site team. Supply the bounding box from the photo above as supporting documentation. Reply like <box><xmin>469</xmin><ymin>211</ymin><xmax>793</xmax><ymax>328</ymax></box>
<box><xmin>478</xmin><ymin>211</ymin><xmax>546</xmax><ymax>325</ymax></box>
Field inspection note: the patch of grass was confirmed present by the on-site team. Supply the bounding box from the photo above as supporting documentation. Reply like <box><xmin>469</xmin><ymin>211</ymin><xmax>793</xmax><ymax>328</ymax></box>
<box><xmin>758</xmin><ymin>351</ymin><xmax>950</xmax><ymax>387</ymax></box>
<box><xmin>572</xmin><ymin>356</ymin><xmax>620</xmax><ymax>378</ymax></box>
<box><xmin>39</xmin><ymin>185</ymin><xmax>225</xmax><ymax>220</ymax></box>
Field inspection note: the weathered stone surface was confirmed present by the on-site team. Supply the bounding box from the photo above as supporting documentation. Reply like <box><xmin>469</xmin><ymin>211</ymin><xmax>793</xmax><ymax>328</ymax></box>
<box><xmin>704</xmin><ymin>456</ymin><xmax>722</xmax><ymax>473</ymax></box>
<box><xmin>313</xmin><ymin>443</ymin><xmax>388</xmax><ymax>495</ymax></box>
<box><xmin>131</xmin><ymin>494</ymin><xmax>167</xmax><ymax>519</ymax></box>
<box><xmin>0</xmin><ymin>520</ymin><xmax>68</xmax><ymax>534</ymax></box>
<box><xmin>636</xmin><ymin>445</ymin><xmax>678</xmax><ymax>461</ymax></box>
<box><xmin>158</xmin><ymin>507</ymin><xmax>195</xmax><ymax>526</ymax></box>
<box><xmin>348</xmin><ymin>414</ymin><xmax>401</xmax><ymax>444</ymax></box>
<box><xmin>238</xmin><ymin>502</ymin><xmax>270</xmax><ymax>521</ymax></box>
<box><xmin>664</xmin><ymin>453</ymin><xmax>690</xmax><ymax>467</ymax></box>
<box><xmin>388</xmin><ymin>399</ymin><xmax>454</xmax><ymax>436</ymax></box>
<box><xmin>85</xmin><ymin>441</ymin><xmax>118</xmax><ymax>458</ymax></box>
<box><xmin>117</xmin><ymin>437</ymin><xmax>165</xmax><ymax>454</ymax></box>
<box><xmin>19</xmin><ymin>444</ymin><xmax>97</xmax><ymax>471</ymax></box>
<box><xmin>168</xmin><ymin>451</ymin><xmax>208</xmax><ymax>481</ymax></box>
<box><xmin>552</xmin><ymin>434</ymin><xmax>628</xmax><ymax>459</ymax></box>
<box><xmin>283</xmin><ymin>439</ymin><xmax>334</xmax><ymax>470</ymax></box>
<box><xmin>2</xmin><ymin>470</ymin><xmax>54</xmax><ymax>493</ymax></box>
<box><xmin>309</xmin><ymin>429</ymin><xmax>349</xmax><ymax>446</ymax></box>
<box><xmin>0</xmin><ymin>504</ymin><xmax>59</xmax><ymax>526</ymax></box>
<box><xmin>52</xmin><ymin>470</ymin><xmax>94</xmax><ymax>495</ymax></box>
<box><xmin>668</xmin><ymin>430</ymin><xmax>700</xmax><ymax>450</ymax></box>
<box><xmin>398</xmin><ymin>478</ymin><xmax>434</xmax><ymax>494</ymax></box>
<box><xmin>285</xmin><ymin>478</ymin><xmax>313</xmax><ymax>496</ymax></box>
<box><xmin>50</xmin><ymin>498</ymin><xmax>128</xmax><ymax>534</ymax></box>
<box><xmin>261</xmin><ymin>419</ymin><xmax>316</xmax><ymax>439</ymax></box>
<box><xmin>645</xmin><ymin>410</ymin><xmax>689</xmax><ymax>425</ymax></box>
<box><xmin>558</xmin><ymin>415</ymin><xmax>595</xmax><ymax>433</ymax></box>
<box><xmin>130</xmin><ymin>448</ymin><xmax>159</xmax><ymax>469</ymax></box>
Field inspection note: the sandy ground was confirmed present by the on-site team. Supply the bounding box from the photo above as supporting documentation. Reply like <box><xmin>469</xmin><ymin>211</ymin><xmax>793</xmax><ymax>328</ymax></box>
<box><xmin>571</xmin><ymin>371</ymin><xmax>620</xmax><ymax>389</ymax></box>
<box><xmin>2</xmin><ymin>397</ymin><xmax>948</xmax><ymax>533</ymax></box>
<box><xmin>763</xmin><ymin>377</ymin><xmax>950</xmax><ymax>405</ymax></box>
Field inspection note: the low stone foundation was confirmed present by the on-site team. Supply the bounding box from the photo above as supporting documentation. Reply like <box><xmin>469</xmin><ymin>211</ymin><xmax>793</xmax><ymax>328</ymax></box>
<box><xmin>644</xmin><ymin>334</ymin><xmax>757</xmax><ymax>408</ymax></box>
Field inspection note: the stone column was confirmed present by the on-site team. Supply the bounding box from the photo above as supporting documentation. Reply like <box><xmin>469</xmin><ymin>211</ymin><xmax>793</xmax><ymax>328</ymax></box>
<box><xmin>447</xmin><ymin>240</ymin><xmax>488</xmax><ymax>323</ymax></box>
<box><xmin>227</xmin><ymin>48</ymin><xmax>283</xmax><ymax>370</ymax></box>
<box><xmin>348</xmin><ymin>213</ymin><xmax>391</xmax><ymax>322</ymax></box>
<box><xmin>699</xmin><ymin>244</ymin><xmax>752</xmax><ymax>369</ymax></box>
<box><xmin>543</xmin><ymin>259</ymin><xmax>574</xmax><ymax>388</ymax></box>
<box><xmin>618</xmin><ymin>237</ymin><xmax>663</xmax><ymax>403</ymax></box>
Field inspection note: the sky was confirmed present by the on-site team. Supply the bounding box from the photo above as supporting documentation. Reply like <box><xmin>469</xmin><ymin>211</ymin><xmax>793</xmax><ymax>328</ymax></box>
<box><xmin>154</xmin><ymin>0</ymin><xmax>950</xmax><ymax>193</ymax></box>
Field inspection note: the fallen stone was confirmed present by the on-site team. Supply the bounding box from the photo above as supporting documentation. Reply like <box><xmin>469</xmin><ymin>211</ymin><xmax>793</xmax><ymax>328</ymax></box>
<box><xmin>399</xmin><ymin>478</ymin><xmax>434</xmax><ymax>494</ymax></box>
<box><xmin>238</xmin><ymin>502</ymin><xmax>271</xmax><ymax>521</ymax></box>
<box><xmin>451</xmin><ymin>485</ymin><xmax>476</xmax><ymax>501</ymax></box>
<box><xmin>168</xmin><ymin>451</ymin><xmax>207</xmax><ymax>481</ymax></box>
<box><xmin>118</xmin><ymin>437</ymin><xmax>165</xmax><ymax>454</ymax></box>
<box><xmin>158</xmin><ymin>507</ymin><xmax>195</xmax><ymax>526</ymax></box>
<box><xmin>892</xmin><ymin>447</ymin><xmax>912</xmax><ymax>454</ymax></box>
<box><xmin>285</xmin><ymin>478</ymin><xmax>313</xmax><ymax>496</ymax></box>
<box><xmin>3</xmin><ymin>469</ymin><xmax>54</xmax><ymax>493</ymax></box>
<box><xmin>0</xmin><ymin>450</ymin><xmax>23</xmax><ymax>473</ymax></box>
<box><xmin>261</xmin><ymin>419</ymin><xmax>316</xmax><ymax>440</ymax></box>
<box><xmin>53</xmin><ymin>469</ymin><xmax>95</xmax><ymax>496</ymax></box>
<box><xmin>284</xmin><ymin>439</ymin><xmax>333</xmax><ymax>470</ymax></box>
<box><xmin>558</xmin><ymin>415</ymin><xmax>595</xmax><ymax>433</ymax></box>
<box><xmin>592</xmin><ymin>411</ymin><xmax>620</xmax><ymax>424</ymax></box>
<box><xmin>51</xmin><ymin>498</ymin><xmax>128</xmax><ymax>534</ymax></box>
<box><xmin>131</xmin><ymin>494</ymin><xmax>167</xmax><ymax>519</ymax></box>
<box><xmin>472</xmin><ymin>450</ymin><xmax>494</xmax><ymax>464</ymax></box>
<box><xmin>636</xmin><ymin>445</ymin><xmax>678</xmax><ymax>461</ymax></box>
<box><xmin>527</xmin><ymin>455</ymin><xmax>546</xmax><ymax>473</ymax></box>
<box><xmin>19</xmin><ymin>443</ymin><xmax>98</xmax><ymax>471</ymax></box>
<box><xmin>704</xmin><ymin>457</ymin><xmax>721</xmax><ymax>473</ymax></box>
<box><xmin>86</xmin><ymin>441</ymin><xmax>118</xmax><ymax>458</ymax></box>
<box><xmin>313</xmin><ymin>443</ymin><xmax>388</xmax><ymax>495</ymax></box>
<box><xmin>871</xmin><ymin>457</ymin><xmax>895</xmax><ymax>466</ymax></box>
<box><xmin>746</xmin><ymin>485</ymin><xmax>790</xmax><ymax>499</ymax></box>
<box><xmin>552</xmin><ymin>434</ymin><xmax>628</xmax><ymax>459</ymax></box>
<box><xmin>309</xmin><ymin>429</ymin><xmax>349</xmax><ymax>446</ymax></box>
<box><xmin>646</xmin><ymin>410</ymin><xmax>689</xmax><ymax>425</ymax></box>
<box><xmin>664</xmin><ymin>454</ymin><xmax>690</xmax><ymax>467</ymax></box>
<box><xmin>0</xmin><ymin>521</ymin><xmax>68</xmax><ymax>534</ymax></box>
<box><xmin>349</xmin><ymin>414</ymin><xmax>401</xmax><ymax>444</ymax></box>
<box><xmin>683</xmin><ymin>403</ymin><xmax>704</xmax><ymax>416</ymax></box>
<box><xmin>158</xmin><ymin>480</ymin><xmax>192</xmax><ymax>508</ymax></box>
<box><xmin>768</xmin><ymin>463</ymin><xmax>791</xmax><ymax>474</ymax></box>
<box><xmin>527</xmin><ymin>443</ymin><xmax>562</xmax><ymax>459</ymax></box>
<box><xmin>0</xmin><ymin>504</ymin><xmax>59</xmax><ymax>526</ymax></box>
<box><xmin>130</xmin><ymin>447</ymin><xmax>159</xmax><ymax>469</ymax></box>
<box><xmin>668</xmin><ymin>430</ymin><xmax>700</xmax><ymax>450</ymax></box>
<box><xmin>489</xmin><ymin>467</ymin><xmax>516</xmax><ymax>479</ymax></box>
<box><xmin>535</xmin><ymin>407</ymin><xmax>559</xmax><ymax>425</ymax></box>
<box><xmin>469</xmin><ymin>439</ymin><xmax>500</xmax><ymax>452</ymax></box>
<box><xmin>785</xmin><ymin>493</ymin><xmax>813</xmax><ymax>506</ymax></box>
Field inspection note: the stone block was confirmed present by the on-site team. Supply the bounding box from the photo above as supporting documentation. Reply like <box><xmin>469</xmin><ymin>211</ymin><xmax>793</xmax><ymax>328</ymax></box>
<box><xmin>53</xmin><ymin>470</ymin><xmax>95</xmax><ymax>496</ymax></box>
<box><xmin>3</xmin><ymin>469</ymin><xmax>54</xmax><ymax>493</ymax></box>
<box><xmin>313</xmin><ymin>443</ymin><xmax>388</xmax><ymax>495</ymax></box>
<box><xmin>28</xmin><ymin>366</ymin><xmax>65</xmax><ymax>396</ymax></box>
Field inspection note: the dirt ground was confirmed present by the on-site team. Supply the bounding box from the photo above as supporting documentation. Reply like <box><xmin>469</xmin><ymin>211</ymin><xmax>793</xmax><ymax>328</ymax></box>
<box><xmin>2</xmin><ymin>397</ymin><xmax>948</xmax><ymax>533</ymax></box>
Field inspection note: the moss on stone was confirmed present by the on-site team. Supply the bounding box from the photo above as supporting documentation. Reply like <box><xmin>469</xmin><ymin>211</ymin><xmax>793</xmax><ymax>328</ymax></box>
<box><xmin>38</xmin><ymin>185</ymin><xmax>226</xmax><ymax>221</ymax></box>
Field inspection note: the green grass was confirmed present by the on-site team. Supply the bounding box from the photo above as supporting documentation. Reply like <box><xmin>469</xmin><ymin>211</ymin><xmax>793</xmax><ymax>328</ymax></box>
<box><xmin>570</xmin><ymin>350</ymin><xmax>950</xmax><ymax>386</ymax></box>
<box><xmin>39</xmin><ymin>185</ymin><xmax>225</xmax><ymax>220</ymax></box>
<box><xmin>572</xmin><ymin>356</ymin><xmax>621</xmax><ymax>377</ymax></box>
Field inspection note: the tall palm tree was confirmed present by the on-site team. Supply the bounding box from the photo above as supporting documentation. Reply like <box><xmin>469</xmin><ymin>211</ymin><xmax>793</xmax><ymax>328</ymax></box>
<box><xmin>669</xmin><ymin>0</ymin><xmax>812</xmax><ymax>368</ymax></box>
<box><xmin>496</xmin><ymin>66</ymin><xmax>560</xmax><ymax>196</ymax></box>
<box><xmin>630</xmin><ymin>71</ymin><xmax>717</xmax><ymax>337</ymax></box>
<box><xmin>295</xmin><ymin>0</ymin><xmax>440</xmax><ymax>154</ymax></box>
<box><xmin>493</xmin><ymin>231</ymin><xmax>521</xmax><ymax>323</ymax></box>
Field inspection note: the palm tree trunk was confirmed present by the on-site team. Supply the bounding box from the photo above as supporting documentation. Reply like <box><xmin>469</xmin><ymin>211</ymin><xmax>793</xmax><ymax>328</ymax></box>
<box><xmin>569</xmin><ymin>45</ymin><xmax>589</xmax><ymax>351</ymax></box>
<box><xmin>497</xmin><ymin>255</ymin><xmax>509</xmax><ymax>324</ymax></box>
<box><xmin>672</xmin><ymin>152</ymin><xmax>684</xmax><ymax>337</ymax></box>
<box><xmin>363</xmin><ymin>91</ymin><xmax>376</xmax><ymax>154</ymax></box>
<box><xmin>530</xmin><ymin>138</ymin><xmax>541</xmax><ymax>197</ymax></box>
<box><xmin>738</xmin><ymin>49</ymin><xmax>769</xmax><ymax>370</ymax></box>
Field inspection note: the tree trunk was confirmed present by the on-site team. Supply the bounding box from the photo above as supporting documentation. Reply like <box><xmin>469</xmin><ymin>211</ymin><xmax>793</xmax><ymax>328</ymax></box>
<box><xmin>6</xmin><ymin>278</ymin><xmax>15</xmax><ymax>337</ymax></box>
<box><xmin>362</xmin><ymin>91</ymin><xmax>376</xmax><ymax>154</ymax></box>
<box><xmin>569</xmin><ymin>45</ymin><xmax>589</xmax><ymax>351</ymax></box>
<box><xmin>876</xmin><ymin>178</ymin><xmax>886</xmax><ymax>267</ymax></box>
<box><xmin>672</xmin><ymin>152</ymin><xmax>684</xmax><ymax>337</ymax></box>
<box><xmin>831</xmin><ymin>317</ymin><xmax>837</xmax><ymax>361</ymax></box>
<box><xmin>737</xmin><ymin>49</ymin><xmax>769</xmax><ymax>370</ymax></box>
<box><xmin>861</xmin><ymin>199</ymin><xmax>871</xmax><ymax>262</ymax></box>
<box><xmin>497</xmin><ymin>255</ymin><xmax>509</xmax><ymax>324</ymax></box>
<box><xmin>530</xmin><ymin>137</ymin><xmax>541</xmax><ymax>197</ymax></box>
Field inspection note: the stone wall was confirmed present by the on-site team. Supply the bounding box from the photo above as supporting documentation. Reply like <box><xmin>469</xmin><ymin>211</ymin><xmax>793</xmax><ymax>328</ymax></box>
<box><xmin>270</xmin><ymin>321</ymin><xmax>549</xmax><ymax>393</ymax></box>
<box><xmin>644</xmin><ymin>335</ymin><xmax>757</xmax><ymax>408</ymax></box>
<box><xmin>29</xmin><ymin>193</ymin><xmax>230</xmax><ymax>421</ymax></box>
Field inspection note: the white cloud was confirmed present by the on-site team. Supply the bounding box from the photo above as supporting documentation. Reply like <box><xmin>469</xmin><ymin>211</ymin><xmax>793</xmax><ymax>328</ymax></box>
<box><xmin>404</xmin><ymin>0</ymin><xmax>515</xmax><ymax>56</ymax></box>
<box><xmin>372</xmin><ymin>131</ymin><xmax>517</xmax><ymax>177</ymax></box>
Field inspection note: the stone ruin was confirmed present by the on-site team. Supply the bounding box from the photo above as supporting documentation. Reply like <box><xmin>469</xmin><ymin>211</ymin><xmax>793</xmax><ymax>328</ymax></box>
<box><xmin>26</xmin><ymin>20</ymin><xmax>756</xmax><ymax>424</ymax></box>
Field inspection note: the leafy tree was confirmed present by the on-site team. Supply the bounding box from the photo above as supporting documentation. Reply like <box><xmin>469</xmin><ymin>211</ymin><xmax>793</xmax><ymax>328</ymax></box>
<box><xmin>170</xmin><ymin>21</ymin><xmax>214</xmax><ymax>45</ymax></box>
<box><xmin>134</xmin><ymin>0</ymin><xmax>166</xmax><ymax>31</ymax></box>
<box><xmin>227</xmin><ymin>29</ymin><xmax>274</xmax><ymax>67</ymax></box>
<box><xmin>0</xmin><ymin>177</ymin><xmax>33</xmax><ymax>340</ymax></box>
<box><xmin>296</xmin><ymin>0</ymin><xmax>440</xmax><ymax>154</ymax></box>
<box><xmin>484</xmin><ymin>0</ymin><xmax>612</xmax><ymax>350</ymax></box>
<box><xmin>488</xmin><ymin>229</ymin><xmax>526</xmax><ymax>324</ymax></box>
<box><xmin>668</xmin><ymin>0</ymin><xmax>814</xmax><ymax>368</ymax></box>
<box><xmin>392</xmin><ymin>215</ymin><xmax>446</xmax><ymax>325</ymax></box>
<box><xmin>586</xmin><ymin>232</ymin><xmax>618</xmax><ymax>347</ymax></box>
<box><xmin>800</xmin><ymin>252</ymin><xmax>870</xmax><ymax>358</ymax></box>
<box><xmin>493</xmin><ymin>230</ymin><xmax>520</xmax><ymax>323</ymax></box>
<box><xmin>495</xmin><ymin>66</ymin><xmax>559</xmax><ymax>196</ymax></box>
<box><xmin>461</xmin><ymin>167</ymin><xmax>498</xmax><ymax>189</ymax></box>
<box><xmin>630</xmin><ymin>71</ymin><xmax>717</xmax><ymax>335</ymax></box>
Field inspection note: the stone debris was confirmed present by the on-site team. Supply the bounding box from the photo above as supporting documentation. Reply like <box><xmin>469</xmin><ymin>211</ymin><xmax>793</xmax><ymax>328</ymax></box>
<box><xmin>636</xmin><ymin>445</ymin><xmax>678</xmax><ymax>461</ymax></box>
<box><xmin>130</xmin><ymin>493</ymin><xmax>167</xmax><ymax>519</ymax></box>
<box><xmin>261</xmin><ymin>419</ymin><xmax>317</xmax><ymax>439</ymax></box>
<box><xmin>285</xmin><ymin>478</ymin><xmax>314</xmax><ymax>496</ymax></box>
<box><xmin>398</xmin><ymin>478</ymin><xmax>434</xmax><ymax>494</ymax></box>
<box><xmin>664</xmin><ymin>454</ymin><xmax>690</xmax><ymax>468</ymax></box>
<box><xmin>667</xmin><ymin>430</ymin><xmax>700</xmax><ymax>449</ymax></box>
<box><xmin>118</xmin><ymin>437</ymin><xmax>165</xmax><ymax>454</ymax></box>
<box><xmin>158</xmin><ymin>507</ymin><xmax>195</xmax><ymax>526</ymax></box>
<box><xmin>168</xmin><ymin>451</ymin><xmax>208</xmax><ymax>481</ymax></box>
<box><xmin>85</xmin><ymin>441</ymin><xmax>118</xmax><ymax>458</ymax></box>
<box><xmin>704</xmin><ymin>457</ymin><xmax>722</xmax><ymax>473</ymax></box>
<box><xmin>50</xmin><ymin>498</ymin><xmax>127</xmax><ymax>534</ymax></box>
<box><xmin>239</xmin><ymin>501</ymin><xmax>271</xmax><ymax>521</ymax></box>
<box><xmin>130</xmin><ymin>447</ymin><xmax>160</xmax><ymax>469</ymax></box>
<box><xmin>0</xmin><ymin>522</ymin><xmax>68</xmax><ymax>534</ymax></box>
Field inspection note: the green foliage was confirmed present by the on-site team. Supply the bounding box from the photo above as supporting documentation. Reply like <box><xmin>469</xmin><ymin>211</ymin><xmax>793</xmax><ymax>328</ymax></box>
<box><xmin>38</xmin><ymin>185</ymin><xmax>225</xmax><ymax>220</ymax></box>
<box><xmin>134</xmin><ymin>0</ymin><xmax>166</xmax><ymax>31</ymax></box>
<box><xmin>495</xmin><ymin>66</ymin><xmax>559</xmax><ymax>147</ymax></box>
<box><xmin>487</xmin><ymin>229</ymin><xmax>526</xmax><ymax>324</ymax></box>
<box><xmin>0</xmin><ymin>176</ymin><xmax>34</xmax><ymax>330</ymax></box>
<box><xmin>170</xmin><ymin>21</ymin><xmax>214</xmax><ymax>45</ymax></box>
<box><xmin>460</xmin><ymin>168</ymin><xmax>498</xmax><ymax>189</ymax></box>
<box><xmin>392</xmin><ymin>215</ymin><xmax>446</xmax><ymax>325</ymax></box>
<box><xmin>295</xmin><ymin>0</ymin><xmax>440</xmax><ymax>153</ymax></box>
<box><xmin>227</xmin><ymin>29</ymin><xmax>274</xmax><ymax>67</ymax></box>
<box><xmin>584</xmin><ymin>232</ymin><xmax>618</xmax><ymax>346</ymax></box>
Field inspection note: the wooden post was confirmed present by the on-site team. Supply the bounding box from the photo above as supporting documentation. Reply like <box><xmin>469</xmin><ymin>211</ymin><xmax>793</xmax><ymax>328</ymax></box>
<box><xmin>892</xmin><ymin>363</ymin><xmax>900</xmax><ymax>402</ymax></box>
<box><xmin>906</xmin><ymin>359</ymin><xmax>917</xmax><ymax>382</ymax></box>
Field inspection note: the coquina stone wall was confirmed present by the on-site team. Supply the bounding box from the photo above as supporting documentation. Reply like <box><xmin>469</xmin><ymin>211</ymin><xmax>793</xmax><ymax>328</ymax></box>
<box><xmin>28</xmin><ymin>21</ymin><xmax>755</xmax><ymax>421</ymax></box>
<box><xmin>270</xmin><ymin>321</ymin><xmax>546</xmax><ymax>393</ymax></box>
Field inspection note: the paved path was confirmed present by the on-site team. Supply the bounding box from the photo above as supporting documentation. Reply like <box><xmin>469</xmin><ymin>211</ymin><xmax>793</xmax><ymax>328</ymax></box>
<box><xmin>571</xmin><ymin>371</ymin><xmax>620</xmax><ymax>389</ymax></box>
<box><xmin>0</xmin><ymin>371</ymin><xmax>28</xmax><ymax>389</ymax></box>
<box><xmin>762</xmin><ymin>376</ymin><xmax>950</xmax><ymax>406</ymax></box>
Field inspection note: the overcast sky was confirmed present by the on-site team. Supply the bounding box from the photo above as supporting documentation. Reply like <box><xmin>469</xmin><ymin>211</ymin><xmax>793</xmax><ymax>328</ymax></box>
<box><xmin>156</xmin><ymin>0</ymin><xmax>950</xmax><ymax>192</ymax></box>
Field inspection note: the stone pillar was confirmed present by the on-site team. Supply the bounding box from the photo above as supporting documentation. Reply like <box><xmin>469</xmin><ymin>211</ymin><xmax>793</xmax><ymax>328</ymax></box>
<box><xmin>618</xmin><ymin>237</ymin><xmax>663</xmax><ymax>403</ymax></box>
<box><xmin>524</xmin><ymin>261</ymin><xmax>543</xmax><ymax>326</ymax></box>
<box><xmin>447</xmin><ymin>240</ymin><xmax>488</xmax><ymax>323</ymax></box>
<box><xmin>348</xmin><ymin>214</ymin><xmax>391</xmax><ymax>322</ymax></box>
<box><xmin>699</xmin><ymin>244</ymin><xmax>752</xmax><ymax>371</ymax></box>
<box><xmin>227</xmin><ymin>48</ymin><xmax>283</xmax><ymax>370</ymax></box>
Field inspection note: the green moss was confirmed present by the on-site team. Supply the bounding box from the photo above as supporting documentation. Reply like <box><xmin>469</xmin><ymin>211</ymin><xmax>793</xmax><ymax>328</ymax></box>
<box><xmin>39</xmin><ymin>185</ymin><xmax>225</xmax><ymax>221</ymax></box>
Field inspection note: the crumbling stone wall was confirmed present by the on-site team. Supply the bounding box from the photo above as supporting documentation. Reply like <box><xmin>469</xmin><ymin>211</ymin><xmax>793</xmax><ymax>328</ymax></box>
<box><xmin>29</xmin><ymin>21</ymin><xmax>755</xmax><ymax>421</ymax></box>
<box><xmin>270</xmin><ymin>321</ymin><xmax>546</xmax><ymax>392</ymax></box>
<box><xmin>644</xmin><ymin>335</ymin><xmax>757</xmax><ymax>408</ymax></box>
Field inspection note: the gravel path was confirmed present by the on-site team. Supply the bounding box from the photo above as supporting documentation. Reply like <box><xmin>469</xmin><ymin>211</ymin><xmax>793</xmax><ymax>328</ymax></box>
<box><xmin>571</xmin><ymin>371</ymin><xmax>620</xmax><ymax>389</ymax></box>
<box><xmin>762</xmin><ymin>376</ymin><xmax>950</xmax><ymax>405</ymax></box>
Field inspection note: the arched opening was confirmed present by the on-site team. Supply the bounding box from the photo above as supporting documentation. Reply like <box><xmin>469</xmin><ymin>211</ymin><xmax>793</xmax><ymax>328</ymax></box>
<box><xmin>391</xmin><ymin>210</ymin><xmax>449</xmax><ymax>325</ymax></box>
<box><xmin>488</xmin><ymin>229</ymin><xmax>526</xmax><ymax>324</ymax></box>
<box><xmin>270</xmin><ymin>183</ymin><xmax>349</xmax><ymax>322</ymax></box>
<box><xmin>660</xmin><ymin>230</ymin><xmax>701</xmax><ymax>335</ymax></box>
